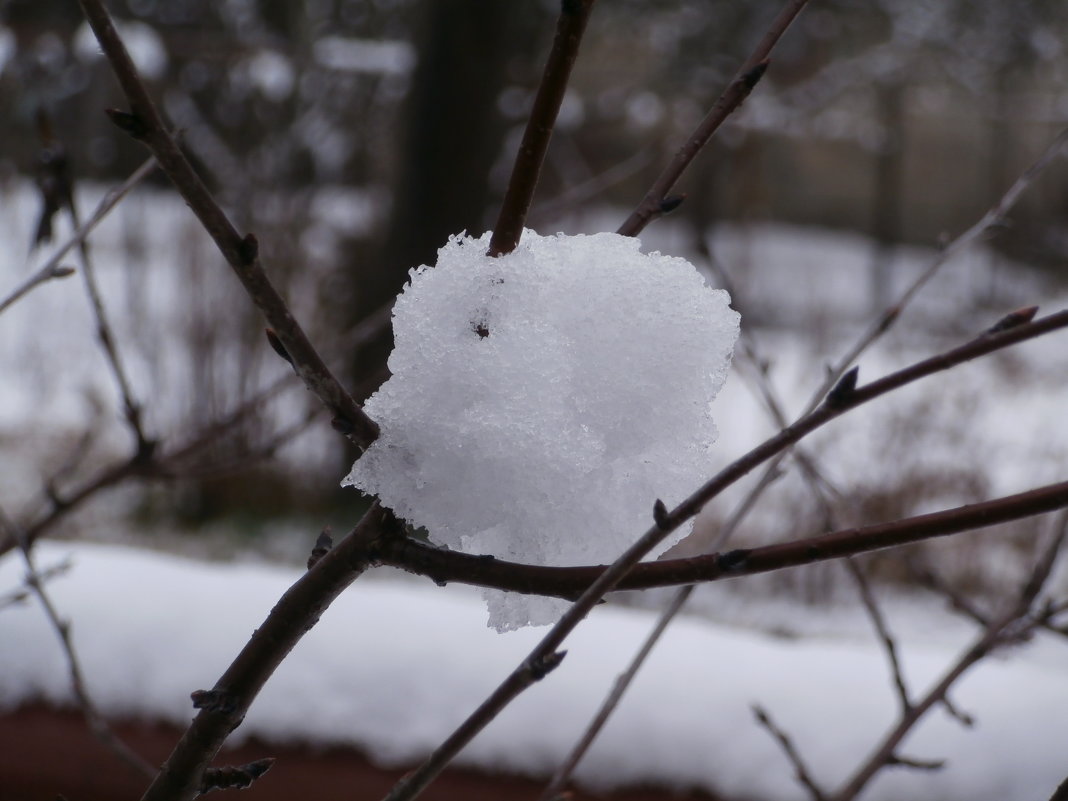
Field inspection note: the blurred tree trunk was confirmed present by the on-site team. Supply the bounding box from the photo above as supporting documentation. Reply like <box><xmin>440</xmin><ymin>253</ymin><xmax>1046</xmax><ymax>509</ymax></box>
<box><xmin>348</xmin><ymin>1</ymin><xmax>538</xmax><ymax>400</ymax></box>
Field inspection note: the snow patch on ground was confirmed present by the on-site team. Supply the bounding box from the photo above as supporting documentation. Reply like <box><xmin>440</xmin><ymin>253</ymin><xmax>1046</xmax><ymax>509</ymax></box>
<box><xmin>2</xmin><ymin>541</ymin><xmax>1067</xmax><ymax>801</ymax></box>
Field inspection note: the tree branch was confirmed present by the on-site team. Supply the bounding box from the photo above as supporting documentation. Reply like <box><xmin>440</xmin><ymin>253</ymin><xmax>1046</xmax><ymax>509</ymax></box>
<box><xmin>0</xmin><ymin>157</ymin><xmax>156</xmax><ymax>317</ymax></box>
<box><xmin>0</xmin><ymin>509</ymin><xmax>156</xmax><ymax>780</ymax></box>
<box><xmin>488</xmin><ymin>0</ymin><xmax>597</xmax><ymax>256</ymax></box>
<box><xmin>827</xmin><ymin>513</ymin><xmax>1068</xmax><ymax>801</ymax></box>
<box><xmin>617</xmin><ymin>0</ymin><xmax>810</xmax><ymax>236</ymax></box>
<box><xmin>139</xmin><ymin>503</ymin><xmax>395</xmax><ymax>801</ymax></box>
<box><xmin>75</xmin><ymin>0</ymin><xmax>379</xmax><ymax>451</ymax></box>
<box><xmin>380</xmin><ymin>479</ymin><xmax>1068</xmax><ymax>598</ymax></box>
<box><xmin>753</xmin><ymin>705</ymin><xmax>827</xmax><ymax>801</ymax></box>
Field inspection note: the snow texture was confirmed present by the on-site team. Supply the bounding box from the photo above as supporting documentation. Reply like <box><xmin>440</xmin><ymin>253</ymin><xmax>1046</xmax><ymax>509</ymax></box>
<box><xmin>3</xmin><ymin>541</ymin><xmax>1068</xmax><ymax>801</ymax></box>
<box><xmin>344</xmin><ymin>230</ymin><xmax>740</xmax><ymax>630</ymax></box>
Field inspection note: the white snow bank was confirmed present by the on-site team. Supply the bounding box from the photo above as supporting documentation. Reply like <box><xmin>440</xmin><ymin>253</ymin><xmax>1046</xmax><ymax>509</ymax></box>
<box><xmin>345</xmin><ymin>230</ymin><xmax>739</xmax><ymax>631</ymax></box>
<box><xmin>2</xmin><ymin>542</ymin><xmax>1068</xmax><ymax>801</ymax></box>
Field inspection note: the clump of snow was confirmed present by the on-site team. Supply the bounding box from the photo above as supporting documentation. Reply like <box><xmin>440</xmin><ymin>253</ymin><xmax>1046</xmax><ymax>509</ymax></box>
<box><xmin>344</xmin><ymin>230</ymin><xmax>739</xmax><ymax>630</ymax></box>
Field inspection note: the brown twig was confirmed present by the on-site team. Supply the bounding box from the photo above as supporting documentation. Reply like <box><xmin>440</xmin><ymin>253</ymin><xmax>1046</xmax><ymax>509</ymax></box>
<box><xmin>0</xmin><ymin>369</ymin><xmax>301</xmax><ymax>559</ymax></box>
<box><xmin>0</xmin><ymin>261</ymin><xmax>75</xmax><ymax>315</ymax></box>
<box><xmin>617</xmin><ymin>0</ymin><xmax>810</xmax><ymax>237</ymax></box>
<box><xmin>488</xmin><ymin>0</ymin><xmax>597</xmax><ymax>256</ymax></box>
<box><xmin>139</xmin><ymin>502</ymin><xmax>394</xmax><ymax>801</ymax></box>
<box><xmin>0</xmin><ymin>558</ymin><xmax>71</xmax><ymax>610</ymax></box>
<box><xmin>75</xmin><ymin>0</ymin><xmax>379</xmax><ymax>450</ymax></box>
<box><xmin>0</xmin><ymin>509</ymin><xmax>156</xmax><ymax>779</ymax></box>
<box><xmin>753</xmin><ymin>705</ymin><xmax>828</xmax><ymax>801</ymax></box>
<box><xmin>380</xmin><ymin>478</ymin><xmax>1068</xmax><ymax>599</ymax></box>
<box><xmin>826</xmin><ymin>512</ymin><xmax>1068</xmax><ymax>801</ymax></box>
<box><xmin>0</xmin><ymin>156</ymin><xmax>157</xmax><ymax>317</ymax></box>
<box><xmin>845</xmin><ymin>559</ymin><xmax>911</xmax><ymax>714</ymax></box>
<box><xmin>60</xmin><ymin>164</ymin><xmax>152</xmax><ymax>453</ymax></box>
<box><xmin>537</xmin><ymin>585</ymin><xmax>693</xmax><ymax>801</ymax></box>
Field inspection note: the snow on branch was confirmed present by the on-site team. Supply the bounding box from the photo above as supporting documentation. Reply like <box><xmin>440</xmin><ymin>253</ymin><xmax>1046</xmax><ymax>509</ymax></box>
<box><xmin>345</xmin><ymin>230</ymin><xmax>739</xmax><ymax>630</ymax></box>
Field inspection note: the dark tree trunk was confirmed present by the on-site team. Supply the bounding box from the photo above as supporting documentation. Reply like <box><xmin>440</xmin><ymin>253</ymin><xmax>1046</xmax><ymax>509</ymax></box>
<box><xmin>348</xmin><ymin>1</ymin><xmax>542</xmax><ymax>399</ymax></box>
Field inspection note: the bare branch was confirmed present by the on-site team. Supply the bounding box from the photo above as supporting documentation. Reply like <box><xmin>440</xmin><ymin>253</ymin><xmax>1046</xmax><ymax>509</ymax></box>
<box><xmin>617</xmin><ymin>0</ymin><xmax>810</xmax><ymax>236</ymax></box>
<box><xmin>827</xmin><ymin>514</ymin><xmax>1068</xmax><ymax>801</ymax></box>
<box><xmin>489</xmin><ymin>0</ymin><xmax>597</xmax><ymax>256</ymax></box>
<box><xmin>0</xmin><ymin>509</ymin><xmax>155</xmax><ymax>779</ymax></box>
<box><xmin>60</xmin><ymin>163</ymin><xmax>152</xmax><ymax>453</ymax></box>
<box><xmin>75</xmin><ymin>0</ymin><xmax>379</xmax><ymax>450</ymax></box>
<box><xmin>753</xmin><ymin>705</ymin><xmax>828</xmax><ymax>801</ymax></box>
<box><xmin>809</xmin><ymin>124</ymin><xmax>1068</xmax><ymax>412</ymax></box>
<box><xmin>138</xmin><ymin>503</ymin><xmax>395</xmax><ymax>801</ymax></box>
<box><xmin>0</xmin><ymin>157</ymin><xmax>156</xmax><ymax>317</ymax></box>
<box><xmin>382</xmin><ymin>478</ymin><xmax>1068</xmax><ymax>599</ymax></box>
<box><xmin>845</xmin><ymin>559</ymin><xmax>911</xmax><ymax>714</ymax></box>
<box><xmin>0</xmin><ymin>262</ymin><xmax>76</xmax><ymax>316</ymax></box>
<box><xmin>537</xmin><ymin>585</ymin><xmax>693</xmax><ymax>801</ymax></box>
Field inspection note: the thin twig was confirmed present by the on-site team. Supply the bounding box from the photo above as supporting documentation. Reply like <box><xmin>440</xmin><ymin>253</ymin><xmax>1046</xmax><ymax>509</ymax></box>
<box><xmin>537</xmin><ymin>584</ymin><xmax>693</xmax><ymax>801</ymax></box>
<box><xmin>75</xmin><ymin>0</ymin><xmax>379</xmax><ymax>450</ymax></box>
<box><xmin>0</xmin><ymin>509</ymin><xmax>156</xmax><ymax>779</ymax></box>
<box><xmin>0</xmin><ymin>262</ymin><xmax>75</xmax><ymax>316</ymax></box>
<box><xmin>617</xmin><ymin>0</ymin><xmax>810</xmax><ymax>236</ymax></box>
<box><xmin>0</xmin><ymin>558</ymin><xmax>71</xmax><ymax>611</ymax></box>
<box><xmin>806</xmin><ymin>124</ymin><xmax>1068</xmax><ymax>416</ymax></box>
<box><xmin>845</xmin><ymin>559</ymin><xmax>911</xmax><ymax>714</ymax></box>
<box><xmin>488</xmin><ymin>0</ymin><xmax>597</xmax><ymax>256</ymax></box>
<box><xmin>0</xmin><ymin>370</ymin><xmax>301</xmax><ymax>559</ymax></box>
<box><xmin>827</xmin><ymin>512</ymin><xmax>1068</xmax><ymax>801</ymax></box>
<box><xmin>63</xmin><ymin>174</ymin><xmax>152</xmax><ymax>453</ymax></box>
<box><xmin>753</xmin><ymin>704</ymin><xmax>828</xmax><ymax>801</ymax></box>
<box><xmin>908</xmin><ymin>558</ymin><xmax>992</xmax><ymax>627</ymax></box>
<box><xmin>0</xmin><ymin>157</ymin><xmax>156</xmax><ymax>317</ymax></box>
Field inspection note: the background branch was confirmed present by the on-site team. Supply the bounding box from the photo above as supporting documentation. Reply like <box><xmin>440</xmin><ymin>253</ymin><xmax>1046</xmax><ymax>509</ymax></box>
<box><xmin>617</xmin><ymin>0</ymin><xmax>810</xmax><ymax>236</ymax></box>
<box><xmin>75</xmin><ymin>0</ymin><xmax>379</xmax><ymax>450</ymax></box>
<box><xmin>0</xmin><ymin>508</ymin><xmax>155</xmax><ymax>780</ymax></box>
<box><xmin>139</xmin><ymin>503</ymin><xmax>394</xmax><ymax>801</ymax></box>
<box><xmin>488</xmin><ymin>0</ymin><xmax>597</xmax><ymax>256</ymax></box>
<box><xmin>753</xmin><ymin>704</ymin><xmax>828</xmax><ymax>801</ymax></box>
<box><xmin>827</xmin><ymin>513</ymin><xmax>1068</xmax><ymax>801</ymax></box>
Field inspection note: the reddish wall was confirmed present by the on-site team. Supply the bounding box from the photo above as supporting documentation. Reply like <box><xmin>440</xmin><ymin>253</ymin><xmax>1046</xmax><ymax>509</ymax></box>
<box><xmin>0</xmin><ymin>704</ymin><xmax>725</xmax><ymax>801</ymax></box>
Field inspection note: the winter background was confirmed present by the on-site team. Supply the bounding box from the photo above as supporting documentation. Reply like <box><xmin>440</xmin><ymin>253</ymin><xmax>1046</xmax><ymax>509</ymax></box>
<box><xmin>4</xmin><ymin>2</ymin><xmax>1068</xmax><ymax>800</ymax></box>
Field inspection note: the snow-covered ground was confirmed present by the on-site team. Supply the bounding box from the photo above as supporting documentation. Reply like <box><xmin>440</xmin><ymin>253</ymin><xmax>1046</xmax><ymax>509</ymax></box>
<box><xmin>3</xmin><ymin>541</ymin><xmax>1068</xmax><ymax>801</ymax></box>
